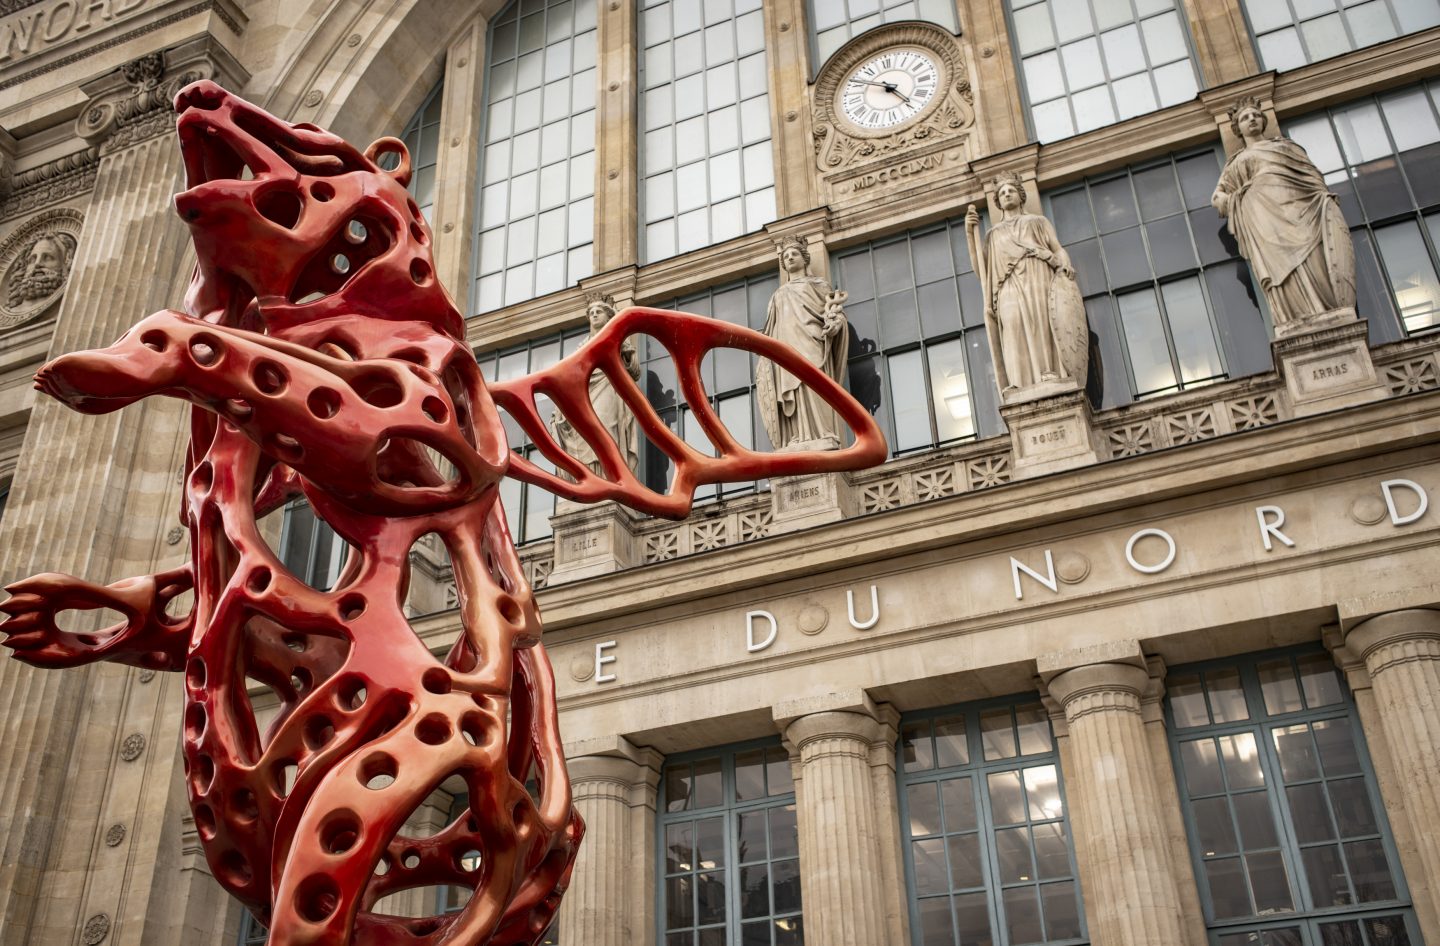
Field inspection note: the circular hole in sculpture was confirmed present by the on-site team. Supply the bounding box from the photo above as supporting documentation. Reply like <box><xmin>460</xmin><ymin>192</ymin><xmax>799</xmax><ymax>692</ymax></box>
<box><xmin>191</xmin><ymin>753</ymin><xmax>216</xmax><ymax>794</ymax></box>
<box><xmin>352</xmin><ymin>371</ymin><xmax>405</xmax><ymax>409</ymax></box>
<box><xmin>345</xmin><ymin>219</ymin><xmax>368</xmax><ymax>244</ymax></box>
<box><xmin>338</xmin><ymin>594</ymin><xmax>366</xmax><ymax>621</ymax></box>
<box><xmin>459</xmin><ymin>712</ymin><xmax>486</xmax><ymax>747</ymax></box>
<box><xmin>496</xmin><ymin>594</ymin><xmax>522</xmax><ymax>625</ymax></box>
<box><xmin>303</xmin><ymin>715</ymin><xmax>335</xmax><ymax>750</ymax></box>
<box><xmin>232</xmin><ymin>787</ymin><xmax>259</xmax><ymax>821</ymax></box>
<box><xmin>140</xmin><ymin>330</ymin><xmax>168</xmax><ymax>352</ymax></box>
<box><xmin>330</xmin><ymin>253</ymin><xmax>351</xmax><ymax>275</ymax></box>
<box><xmin>246</xmin><ymin>567</ymin><xmax>272</xmax><ymax>593</ymax></box>
<box><xmin>225</xmin><ymin>398</ymin><xmax>252</xmax><ymax>420</ymax></box>
<box><xmin>218</xmin><ymin>849</ymin><xmax>252</xmax><ymax>887</ymax></box>
<box><xmin>186</xmin><ymin>657</ymin><xmax>206</xmax><ymax>689</ymax></box>
<box><xmin>335</xmin><ymin>676</ymin><xmax>367</xmax><ymax>711</ymax></box>
<box><xmin>311</xmin><ymin>181</ymin><xmax>335</xmax><ymax>202</ymax></box>
<box><xmin>252</xmin><ymin>361</ymin><xmax>287</xmax><ymax>395</ymax></box>
<box><xmin>409</xmin><ymin>258</ymin><xmax>432</xmax><ymax>285</ymax></box>
<box><xmin>421</xmin><ymin>396</ymin><xmax>448</xmax><ymax>424</ymax></box>
<box><xmin>290</xmin><ymin>667</ymin><xmax>312</xmax><ymax>694</ymax></box>
<box><xmin>373</xmin><ymin>855</ymin><xmax>390</xmax><ymax>876</ymax></box>
<box><xmin>191</xmin><ymin>462</ymin><xmax>213</xmax><ymax>492</ymax></box>
<box><xmin>401</xmin><ymin>850</ymin><xmax>421</xmax><ymax>870</ymax></box>
<box><xmin>189</xmin><ymin>335</ymin><xmax>222</xmax><ymax>366</ymax></box>
<box><xmin>359</xmin><ymin>753</ymin><xmax>397</xmax><ymax>790</ymax></box>
<box><xmin>320</xmin><ymin>811</ymin><xmax>361</xmax><ymax>855</ymax></box>
<box><xmin>421</xmin><ymin>667</ymin><xmax>451</xmax><ymax>695</ymax></box>
<box><xmin>283</xmin><ymin>635</ymin><xmax>306</xmax><ymax>653</ymax></box>
<box><xmin>193</xmin><ymin>803</ymin><xmax>217</xmax><ymax>840</ymax></box>
<box><xmin>410</xmin><ymin>221</ymin><xmax>428</xmax><ymax>246</ymax></box>
<box><xmin>184</xmin><ymin>703</ymin><xmax>207</xmax><ymax>741</ymax></box>
<box><xmin>318</xmin><ymin>339</ymin><xmax>356</xmax><ymax>361</ymax></box>
<box><xmin>407</xmin><ymin>198</ymin><xmax>422</xmax><ymax>221</ymax></box>
<box><xmin>307</xmin><ymin>387</ymin><xmax>341</xmax><ymax>419</ymax></box>
<box><xmin>295</xmin><ymin>874</ymin><xmax>341</xmax><ymax>923</ymax></box>
<box><xmin>414</xmin><ymin>713</ymin><xmax>451</xmax><ymax>745</ymax></box>
<box><xmin>456</xmin><ymin>848</ymin><xmax>482</xmax><ymax>872</ymax></box>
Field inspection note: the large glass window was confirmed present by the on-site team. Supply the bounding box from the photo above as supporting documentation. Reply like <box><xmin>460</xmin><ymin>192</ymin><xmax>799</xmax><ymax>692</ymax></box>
<box><xmin>641</xmin><ymin>274</ymin><xmax>778</xmax><ymax>502</ymax></box>
<box><xmin>475</xmin><ymin>0</ymin><xmax>598</xmax><ymax>312</ymax></box>
<box><xmin>398</xmin><ymin>80</ymin><xmax>444</xmax><ymax>224</ymax></box>
<box><xmin>808</xmin><ymin>0</ymin><xmax>961</xmax><ymax>67</ymax></box>
<box><xmin>1285</xmin><ymin>81</ymin><xmax>1440</xmax><ymax>341</ymax></box>
<box><xmin>899</xmin><ymin>699</ymin><xmax>1085</xmax><ymax>946</ymax></box>
<box><xmin>833</xmin><ymin>222</ymin><xmax>1005</xmax><ymax>453</ymax></box>
<box><xmin>1045</xmin><ymin>150</ymin><xmax>1272</xmax><ymax>406</ymax></box>
<box><xmin>278</xmin><ymin>498</ymin><xmax>346</xmax><ymax>590</ymax></box>
<box><xmin>1167</xmin><ymin>649</ymin><xmax>1419</xmax><ymax>944</ymax></box>
<box><xmin>1008</xmin><ymin>0</ymin><xmax>1200</xmax><ymax>143</ymax></box>
<box><xmin>478</xmin><ymin>328</ymin><xmax>588</xmax><ymax>544</ymax></box>
<box><xmin>1242</xmin><ymin>0</ymin><xmax>1440</xmax><ymax>72</ymax></box>
<box><xmin>640</xmin><ymin>0</ymin><xmax>777</xmax><ymax>262</ymax></box>
<box><xmin>659</xmin><ymin>743</ymin><xmax>802</xmax><ymax>946</ymax></box>
<box><xmin>238</xmin><ymin>912</ymin><xmax>267</xmax><ymax>945</ymax></box>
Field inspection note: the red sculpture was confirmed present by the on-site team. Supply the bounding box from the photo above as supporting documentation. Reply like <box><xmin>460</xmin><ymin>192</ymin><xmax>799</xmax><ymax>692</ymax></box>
<box><xmin>0</xmin><ymin>82</ymin><xmax>885</xmax><ymax>945</ymax></box>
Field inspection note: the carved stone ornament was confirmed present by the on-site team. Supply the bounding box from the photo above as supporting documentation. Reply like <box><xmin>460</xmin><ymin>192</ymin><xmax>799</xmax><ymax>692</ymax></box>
<box><xmin>104</xmin><ymin>823</ymin><xmax>127</xmax><ymax>847</ymax></box>
<box><xmin>82</xmin><ymin>914</ymin><xmax>110</xmax><ymax>945</ymax></box>
<box><xmin>76</xmin><ymin>51</ymin><xmax>213</xmax><ymax>155</ymax></box>
<box><xmin>119</xmin><ymin>732</ymin><xmax>145</xmax><ymax>761</ymax></box>
<box><xmin>0</xmin><ymin>208</ymin><xmax>82</xmax><ymax>330</ymax></box>
<box><xmin>812</xmin><ymin>22</ymin><xmax>976</xmax><ymax>179</ymax></box>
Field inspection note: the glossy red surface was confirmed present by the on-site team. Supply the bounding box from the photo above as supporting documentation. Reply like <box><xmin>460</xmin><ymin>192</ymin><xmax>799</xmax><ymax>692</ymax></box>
<box><xmin>0</xmin><ymin>81</ymin><xmax>885</xmax><ymax>945</ymax></box>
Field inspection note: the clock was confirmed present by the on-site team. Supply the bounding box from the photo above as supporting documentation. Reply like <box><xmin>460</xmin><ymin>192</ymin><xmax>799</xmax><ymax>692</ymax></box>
<box><xmin>839</xmin><ymin>49</ymin><xmax>940</xmax><ymax>131</ymax></box>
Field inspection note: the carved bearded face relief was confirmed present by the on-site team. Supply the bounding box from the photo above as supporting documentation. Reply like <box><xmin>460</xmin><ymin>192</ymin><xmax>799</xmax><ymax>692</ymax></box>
<box><xmin>0</xmin><ymin>214</ymin><xmax>81</xmax><ymax>328</ymax></box>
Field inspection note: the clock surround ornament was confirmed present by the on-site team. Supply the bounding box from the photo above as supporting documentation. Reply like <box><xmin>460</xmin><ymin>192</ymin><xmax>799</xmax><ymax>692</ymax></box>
<box><xmin>812</xmin><ymin>21</ymin><xmax>978</xmax><ymax>180</ymax></box>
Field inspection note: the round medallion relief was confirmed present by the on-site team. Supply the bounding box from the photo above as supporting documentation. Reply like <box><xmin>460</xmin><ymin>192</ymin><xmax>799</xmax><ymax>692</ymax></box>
<box><xmin>0</xmin><ymin>208</ymin><xmax>83</xmax><ymax>330</ymax></box>
<box><xmin>105</xmin><ymin>823</ymin><xmax>127</xmax><ymax>847</ymax></box>
<box><xmin>1349</xmin><ymin>493</ymin><xmax>1387</xmax><ymax>525</ymax></box>
<box><xmin>119</xmin><ymin>733</ymin><xmax>146</xmax><ymax>762</ymax></box>
<box><xmin>82</xmin><ymin>914</ymin><xmax>110</xmax><ymax>944</ymax></box>
<box><xmin>798</xmin><ymin>604</ymin><xmax>829</xmax><ymax>635</ymax></box>
<box><xmin>1055</xmin><ymin>551</ymin><xmax>1091</xmax><ymax>585</ymax></box>
<box><xmin>569</xmin><ymin>653</ymin><xmax>595</xmax><ymax>682</ymax></box>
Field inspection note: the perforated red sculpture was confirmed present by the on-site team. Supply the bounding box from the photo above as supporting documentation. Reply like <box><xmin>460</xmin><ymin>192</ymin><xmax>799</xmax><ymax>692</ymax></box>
<box><xmin>0</xmin><ymin>82</ymin><xmax>885</xmax><ymax>945</ymax></box>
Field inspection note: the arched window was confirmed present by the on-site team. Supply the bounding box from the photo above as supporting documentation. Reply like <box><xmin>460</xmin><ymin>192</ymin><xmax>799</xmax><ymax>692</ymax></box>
<box><xmin>474</xmin><ymin>0</ymin><xmax>598</xmax><ymax>311</ymax></box>
<box><xmin>398</xmin><ymin>80</ymin><xmax>444</xmax><ymax>224</ymax></box>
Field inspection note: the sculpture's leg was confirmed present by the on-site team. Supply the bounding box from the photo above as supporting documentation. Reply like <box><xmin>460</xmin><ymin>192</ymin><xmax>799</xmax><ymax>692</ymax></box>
<box><xmin>0</xmin><ymin>565</ymin><xmax>193</xmax><ymax>669</ymax></box>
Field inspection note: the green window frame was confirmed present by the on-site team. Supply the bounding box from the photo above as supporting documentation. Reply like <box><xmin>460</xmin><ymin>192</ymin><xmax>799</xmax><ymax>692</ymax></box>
<box><xmin>898</xmin><ymin>697</ymin><xmax>1086</xmax><ymax>946</ymax></box>
<box><xmin>658</xmin><ymin>740</ymin><xmax>803</xmax><ymax>946</ymax></box>
<box><xmin>1166</xmin><ymin>647</ymin><xmax>1420</xmax><ymax>945</ymax></box>
<box><xmin>238</xmin><ymin>911</ymin><xmax>267</xmax><ymax>945</ymax></box>
<box><xmin>396</xmin><ymin>80</ymin><xmax>444</xmax><ymax>224</ymax></box>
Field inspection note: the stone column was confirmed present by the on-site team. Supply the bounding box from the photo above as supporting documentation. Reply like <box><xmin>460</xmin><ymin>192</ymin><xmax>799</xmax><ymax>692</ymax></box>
<box><xmin>1041</xmin><ymin>648</ymin><xmax>1190</xmax><ymax>946</ymax></box>
<box><xmin>776</xmin><ymin>694</ymin><xmax>905</xmax><ymax>946</ymax></box>
<box><xmin>1342</xmin><ymin>609</ymin><xmax>1440</xmax><ymax>926</ymax></box>
<box><xmin>0</xmin><ymin>42</ymin><xmax>245</xmax><ymax>946</ymax></box>
<box><xmin>556</xmin><ymin>737</ymin><xmax>662</xmax><ymax>945</ymax></box>
<box><xmin>760</xmin><ymin>0</ymin><xmax>819</xmax><ymax>216</ymax></box>
<box><xmin>594</xmin><ymin>0</ymin><xmax>638</xmax><ymax>271</ymax></box>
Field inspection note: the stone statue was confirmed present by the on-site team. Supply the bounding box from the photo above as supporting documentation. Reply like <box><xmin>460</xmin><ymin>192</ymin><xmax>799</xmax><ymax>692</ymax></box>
<box><xmin>965</xmin><ymin>172</ymin><xmax>1088</xmax><ymax>400</ymax></box>
<box><xmin>547</xmin><ymin>292</ymin><xmax>641</xmax><ymax>475</ymax></box>
<box><xmin>1212</xmin><ymin>96</ymin><xmax>1356</xmax><ymax>334</ymax></box>
<box><xmin>755</xmin><ymin>236</ymin><xmax>850</xmax><ymax>451</ymax></box>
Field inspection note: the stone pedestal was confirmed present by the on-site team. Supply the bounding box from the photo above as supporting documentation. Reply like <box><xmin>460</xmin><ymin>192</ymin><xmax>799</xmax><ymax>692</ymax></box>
<box><xmin>546</xmin><ymin>500</ymin><xmax>642</xmax><ymax>584</ymax></box>
<box><xmin>1342</xmin><ymin>610</ymin><xmax>1440</xmax><ymax>926</ymax></box>
<box><xmin>1273</xmin><ymin>315</ymin><xmax>1386</xmax><ymax>417</ymax></box>
<box><xmin>1000</xmin><ymin>389</ymin><xmax>1100</xmax><ymax>480</ymax></box>
<box><xmin>1041</xmin><ymin>646</ymin><xmax>1193</xmax><ymax>946</ymax></box>
<box><xmin>776</xmin><ymin>693</ymin><xmax>907</xmax><ymax>946</ymax></box>
<box><xmin>556</xmin><ymin>738</ymin><xmax>662</xmax><ymax>946</ymax></box>
<box><xmin>768</xmin><ymin>471</ymin><xmax>859</xmax><ymax>532</ymax></box>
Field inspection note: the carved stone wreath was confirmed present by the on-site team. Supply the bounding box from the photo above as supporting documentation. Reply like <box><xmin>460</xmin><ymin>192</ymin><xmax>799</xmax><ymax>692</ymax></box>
<box><xmin>119</xmin><ymin>732</ymin><xmax>146</xmax><ymax>762</ymax></box>
<box><xmin>0</xmin><ymin>208</ymin><xmax>83</xmax><ymax>330</ymax></box>
<box><xmin>812</xmin><ymin>22</ymin><xmax>977</xmax><ymax>175</ymax></box>
<box><xmin>82</xmin><ymin>914</ymin><xmax>110</xmax><ymax>945</ymax></box>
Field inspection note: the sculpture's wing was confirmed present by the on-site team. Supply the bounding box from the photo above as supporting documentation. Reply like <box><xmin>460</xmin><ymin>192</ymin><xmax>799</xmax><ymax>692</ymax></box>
<box><xmin>488</xmin><ymin>306</ymin><xmax>887</xmax><ymax>519</ymax></box>
<box><xmin>1049</xmin><ymin>275</ymin><xmax>1090</xmax><ymax>389</ymax></box>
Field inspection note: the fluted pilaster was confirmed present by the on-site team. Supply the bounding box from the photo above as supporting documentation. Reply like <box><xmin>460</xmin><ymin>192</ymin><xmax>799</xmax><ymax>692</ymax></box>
<box><xmin>557</xmin><ymin>746</ymin><xmax>661</xmax><ymax>945</ymax></box>
<box><xmin>783</xmin><ymin>710</ymin><xmax>890</xmax><ymax>946</ymax></box>
<box><xmin>1046</xmin><ymin>661</ymin><xmax>1189</xmax><ymax>946</ymax></box>
<box><xmin>1344</xmin><ymin>609</ymin><xmax>1440</xmax><ymax>924</ymax></box>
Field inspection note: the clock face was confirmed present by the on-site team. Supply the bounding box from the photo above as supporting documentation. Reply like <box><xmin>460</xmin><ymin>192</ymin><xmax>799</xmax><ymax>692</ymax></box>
<box><xmin>840</xmin><ymin>48</ymin><xmax>940</xmax><ymax>131</ymax></box>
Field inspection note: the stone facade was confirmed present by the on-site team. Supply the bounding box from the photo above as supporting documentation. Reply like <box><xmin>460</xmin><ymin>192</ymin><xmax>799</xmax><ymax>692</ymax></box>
<box><xmin>1</xmin><ymin>2</ymin><xmax>1439</xmax><ymax>946</ymax></box>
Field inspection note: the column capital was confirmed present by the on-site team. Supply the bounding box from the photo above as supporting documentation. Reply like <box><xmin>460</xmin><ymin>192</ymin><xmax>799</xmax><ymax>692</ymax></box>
<box><xmin>773</xmin><ymin>688</ymin><xmax>883</xmax><ymax>734</ymax></box>
<box><xmin>75</xmin><ymin>36</ymin><xmax>249</xmax><ymax>155</ymax></box>
<box><xmin>1044</xmin><ymin>661</ymin><xmax>1151</xmax><ymax>719</ymax></box>
<box><xmin>1345</xmin><ymin>609</ymin><xmax>1440</xmax><ymax>671</ymax></box>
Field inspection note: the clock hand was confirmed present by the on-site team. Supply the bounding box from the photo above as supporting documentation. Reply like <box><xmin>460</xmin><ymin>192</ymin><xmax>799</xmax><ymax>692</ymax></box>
<box><xmin>851</xmin><ymin>78</ymin><xmax>914</xmax><ymax>105</ymax></box>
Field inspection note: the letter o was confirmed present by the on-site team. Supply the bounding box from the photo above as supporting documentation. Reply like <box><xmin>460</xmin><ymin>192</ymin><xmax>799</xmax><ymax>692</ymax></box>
<box><xmin>1125</xmin><ymin>528</ymin><xmax>1176</xmax><ymax>574</ymax></box>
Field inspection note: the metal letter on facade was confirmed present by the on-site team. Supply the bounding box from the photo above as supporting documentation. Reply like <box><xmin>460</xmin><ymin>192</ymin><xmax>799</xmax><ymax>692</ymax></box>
<box><xmin>0</xmin><ymin>83</ymin><xmax>886</xmax><ymax>945</ymax></box>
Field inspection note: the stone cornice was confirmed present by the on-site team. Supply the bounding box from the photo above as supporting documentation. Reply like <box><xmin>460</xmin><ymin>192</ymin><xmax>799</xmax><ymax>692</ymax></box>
<box><xmin>0</xmin><ymin>146</ymin><xmax>96</xmax><ymax>219</ymax></box>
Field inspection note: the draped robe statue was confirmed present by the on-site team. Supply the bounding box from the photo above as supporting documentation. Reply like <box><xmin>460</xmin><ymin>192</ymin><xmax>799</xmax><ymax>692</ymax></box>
<box><xmin>548</xmin><ymin>295</ymin><xmax>641</xmax><ymax>475</ymax></box>
<box><xmin>1212</xmin><ymin>98</ymin><xmax>1356</xmax><ymax>332</ymax></box>
<box><xmin>755</xmin><ymin>239</ymin><xmax>849</xmax><ymax>451</ymax></box>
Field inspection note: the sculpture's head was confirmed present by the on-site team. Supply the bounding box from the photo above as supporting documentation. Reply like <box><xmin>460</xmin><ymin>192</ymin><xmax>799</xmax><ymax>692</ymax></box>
<box><xmin>778</xmin><ymin>235</ymin><xmax>810</xmax><ymax>275</ymax></box>
<box><xmin>584</xmin><ymin>291</ymin><xmax>617</xmax><ymax>334</ymax></box>
<box><xmin>1229</xmin><ymin>96</ymin><xmax>1268</xmax><ymax>142</ymax></box>
<box><xmin>993</xmin><ymin>171</ymin><xmax>1027</xmax><ymax>212</ymax></box>
<box><xmin>171</xmin><ymin>80</ymin><xmax>463</xmax><ymax>339</ymax></box>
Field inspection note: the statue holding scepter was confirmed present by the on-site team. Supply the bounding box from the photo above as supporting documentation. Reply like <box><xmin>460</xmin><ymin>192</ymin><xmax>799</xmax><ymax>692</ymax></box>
<box><xmin>964</xmin><ymin>172</ymin><xmax>1088</xmax><ymax>401</ymax></box>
